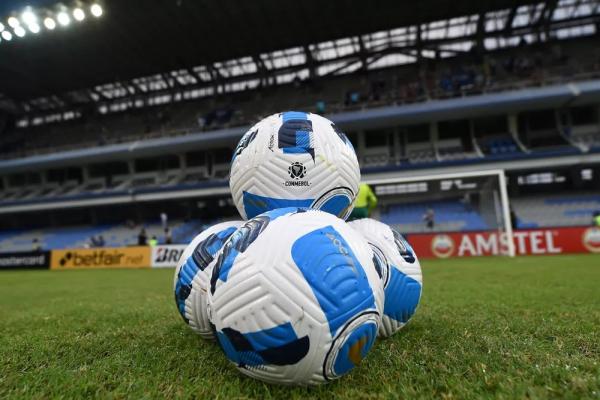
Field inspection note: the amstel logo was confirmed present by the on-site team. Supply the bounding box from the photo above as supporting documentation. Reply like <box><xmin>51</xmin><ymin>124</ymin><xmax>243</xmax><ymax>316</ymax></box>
<box><xmin>431</xmin><ymin>234</ymin><xmax>455</xmax><ymax>258</ymax></box>
<box><xmin>582</xmin><ymin>227</ymin><xmax>600</xmax><ymax>253</ymax></box>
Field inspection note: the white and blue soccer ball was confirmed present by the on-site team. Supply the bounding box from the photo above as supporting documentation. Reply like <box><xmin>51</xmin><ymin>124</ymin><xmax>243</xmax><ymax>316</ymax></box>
<box><xmin>173</xmin><ymin>220</ymin><xmax>243</xmax><ymax>339</ymax></box>
<box><xmin>349</xmin><ymin>218</ymin><xmax>422</xmax><ymax>337</ymax></box>
<box><xmin>207</xmin><ymin>208</ymin><xmax>384</xmax><ymax>385</ymax></box>
<box><xmin>229</xmin><ymin>112</ymin><xmax>360</xmax><ymax>220</ymax></box>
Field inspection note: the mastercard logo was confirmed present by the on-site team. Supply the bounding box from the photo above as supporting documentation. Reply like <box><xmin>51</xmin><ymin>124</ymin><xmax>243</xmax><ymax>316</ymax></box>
<box><xmin>582</xmin><ymin>227</ymin><xmax>600</xmax><ymax>253</ymax></box>
<box><xmin>431</xmin><ymin>234</ymin><xmax>455</xmax><ymax>258</ymax></box>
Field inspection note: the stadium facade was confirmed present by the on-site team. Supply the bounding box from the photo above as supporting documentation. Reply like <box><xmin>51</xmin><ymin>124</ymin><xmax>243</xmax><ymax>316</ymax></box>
<box><xmin>0</xmin><ymin>0</ymin><xmax>599</xmax><ymax>254</ymax></box>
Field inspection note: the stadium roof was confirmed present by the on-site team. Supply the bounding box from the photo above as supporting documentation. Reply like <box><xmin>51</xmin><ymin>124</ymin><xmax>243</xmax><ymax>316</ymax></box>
<box><xmin>0</xmin><ymin>0</ymin><xmax>536</xmax><ymax>103</ymax></box>
<box><xmin>3</xmin><ymin>0</ymin><xmax>600</xmax><ymax>119</ymax></box>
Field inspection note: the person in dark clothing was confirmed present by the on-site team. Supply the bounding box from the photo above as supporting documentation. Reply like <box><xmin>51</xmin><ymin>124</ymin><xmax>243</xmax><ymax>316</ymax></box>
<box><xmin>138</xmin><ymin>229</ymin><xmax>148</xmax><ymax>246</ymax></box>
<box><xmin>511</xmin><ymin>209</ymin><xmax>519</xmax><ymax>230</ymax></box>
<box><xmin>423</xmin><ymin>208</ymin><xmax>435</xmax><ymax>230</ymax></box>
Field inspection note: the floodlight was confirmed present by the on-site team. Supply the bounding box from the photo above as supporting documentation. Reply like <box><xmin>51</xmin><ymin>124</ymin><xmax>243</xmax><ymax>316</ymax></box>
<box><xmin>90</xmin><ymin>4</ymin><xmax>103</xmax><ymax>18</ymax></box>
<box><xmin>8</xmin><ymin>17</ymin><xmax>20</xmax><ymax>28</ymax></box>
<box><xmin>14</xmin><ymin>25</ymin><xmax>26</xmax><ymax>37</ymax></box>
<box><xmin>29</xmin><ymin>23</ymin><xmax>40</xmax><ymax>34</ymax></box>
<box><xmin>22</xmin><ymin>10</ymin><xmax>37</xmax><ymax>26</ymax></box>
<box><xmin>1</xmin><ymin>30</ymin><xmax>12</xmax><ymax>41</ymax></box>
<box><xmin>44</xmin><ymin>17</ymin><xmax>56</xmax><ymax>30</ymax></box>
<box><xmin>73</xmin><ymin>8</ymin><xmax>85</xmax><ymax>21</ymax></box>
<box><xmin>57</xmin><ymin>12</ymin><xmax>70</xmax><ymax>26</ymax></box>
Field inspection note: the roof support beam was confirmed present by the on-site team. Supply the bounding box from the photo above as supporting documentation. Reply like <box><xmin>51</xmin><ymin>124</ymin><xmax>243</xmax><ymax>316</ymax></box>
<box><xmin>303</xmin><ymin>45</ymin><xmax>316</xmax><ymax>80</ymax></box>
<box><xmin>504</xmin><ymin>5</ymin><xmax>518</xmax><ymax>35</ymax></box>
<box><xmin>358</xmin><ymin>36</ymin><xmax>368</xmax><ymax>72</ymax></box>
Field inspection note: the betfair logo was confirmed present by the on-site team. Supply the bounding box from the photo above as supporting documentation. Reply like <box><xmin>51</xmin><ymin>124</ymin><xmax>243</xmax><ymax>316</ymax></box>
<box><xmin>59</xmin><ymin>251</ymin><xmax>126</xmax><ymax>267</ymax></box>
<box><xmin>51</xmin><ymin>247</ymin><xmax>150</xmax><ymax>270</ymax></box>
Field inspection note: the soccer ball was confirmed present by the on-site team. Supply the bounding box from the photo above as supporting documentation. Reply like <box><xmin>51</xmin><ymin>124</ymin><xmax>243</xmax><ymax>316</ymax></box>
<box><xmin>229</xmin><ymin>112</ymin><xmax>360</xmax><ymax>220</ymax></box>
<box><xmin>349</xmin><ymin>218</ymin><xmax>422</xmax><ymax>337</ymax></box>
<box><xmin>208</xmin><ymin>208</ymin><xmax>384</xmax><ymax>385</ymax></box>
<box><xmin>173</xmin><ymin>220</ymin><xmax>243</xmax><ymax>338</ymax></box>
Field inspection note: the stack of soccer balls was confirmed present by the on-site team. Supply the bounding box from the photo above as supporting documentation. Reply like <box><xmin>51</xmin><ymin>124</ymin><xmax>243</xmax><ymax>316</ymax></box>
<box><xmin>173</xmin><ymin>112</ymin><xmax>423</xmax><ymax>386</ymax></box>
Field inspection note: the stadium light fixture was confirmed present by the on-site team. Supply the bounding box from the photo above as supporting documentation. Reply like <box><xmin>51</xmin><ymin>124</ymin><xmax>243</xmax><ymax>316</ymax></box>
<box><xmin>90</xmin><ymin>4</ymin><xmax>103</xmax><ymax>18</ymax></box>
<box><xmin>1</xmin><ymin>30</ymin><xmax>12</xmax><ymax>41</ymax></box>
<box><xmin>29</xmin><ymin>23</ymin><xmax>41</xmax><ymax>34</ymax></box>
<box><xmin>73</xmin><ymin>8</ymin><xmax>85</xmax><ymax>21</ymax></box>
<box><xmin>14</xmin><ymin>25</ymin><xmax>26</xmax><ymax>37</ymax></box>
<box><xmin>7</xmin><ymin>16</ymin><xmax>20</xmax><ymax>28</ymax></box>
<box><xmin>21</xmin><ymin>9</ymin><xmax>37</xmax><ymax>26</ymax></box>
<box><xmin>44</xmin><ymin>17</ymin><xmax>56</xmax><ymax>30</ymax></box>
<box><xmin>1</xmin><ymin>2</ymin><xmax>105</xmax><ymax>46</ymax></box>
<box><xmin>57</xmin><ymin>12</ymin><xmax>70</xmax><ymax>26</ymax></box>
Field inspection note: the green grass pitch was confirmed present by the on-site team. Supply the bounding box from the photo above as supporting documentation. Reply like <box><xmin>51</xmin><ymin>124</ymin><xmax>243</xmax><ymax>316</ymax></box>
<box><xmin>1</xmin><ymin>254</ymin><xmax>599</xmax><ymax>399</ymax></box>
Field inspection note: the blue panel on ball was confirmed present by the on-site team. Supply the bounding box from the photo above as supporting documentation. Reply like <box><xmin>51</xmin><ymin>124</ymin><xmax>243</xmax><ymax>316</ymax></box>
<box><xmin>282</xmin><ymin>111</ymin><xmax>309</xmax><ymax>121</ymax></box>
<box><xmin>318</xmin><ymin>194</ymin><xmax>351</xmax><ymax>218</ymax></box>
<box><xmin>191</xmin><ymin>227</ymin><xmax>238</xmax><ymax>270</ymax></box>
<box><xmin>383</xmin><ymin>267</ymin><xmax>421</xmax><ymax>323</ymax></box>
<box><xmin>333</xmin><ymin>321</ymin><xmax>377</xmax><ymax>376</ymax></box>
<box><xmin>216</xmin><ymin>323</ymin><xmax>309</xmax><ymax>367</ymax></box>
<box><xmin>244</xmin><ymin>322</ymin><xmax>298</xmax><ymax>351</ymax></box>
<box><xmin>175</xmin><ymin>226</ymin><xmax>239</xmax><ymax>322</ymax></box>
<box><xmin>206</xmin><ymin>227</ymin><xmax>238</xmax><ymax>256</ymax></box>
<box><xmin>282</xmin><ymin>147</ymin><xmax>308</xmax><ymax>154</ymax></box>
<box><xmin>291</xmin><ymin>225</ymin><xmax>376</xmax><ymax>337</ymax></box>
<box><xmin>279</xmin><ymin>111</ymin><xmax>314</xmax><ymax>159</ymax></box>
<box><xmin>242</xmin><ymin>191</ymin><xmax>313</xmax><ymax>219</ymax></box>
<box><xmin>295</xmin><ymin>130</ymin><xmax>311</xmax><ymax>147</ymax></box>
<box><xmin>214</xmin><ymin>248</ymin><xmax>240</xmax><ymax>287</ymax></box>
<box><xmin>174</xmin><ymin>257</ymin><xmax>197</xmax><ymax>322</ymax></box>
<box><xmin>216</xmin><ymin>331</ymin><xmax>244</xmax><ymax>363</ymax></box>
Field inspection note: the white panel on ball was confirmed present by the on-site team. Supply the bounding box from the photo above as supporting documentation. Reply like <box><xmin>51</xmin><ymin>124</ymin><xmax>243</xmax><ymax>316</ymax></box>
<box><xmin>208</xmin><ymin>208</ymin><xmax>383</xmax><ymax>385</ymax></box>
<box><xmin>229</xmin><ymin>112</ymin><xmax>360</xmax><ymax>220</ymax></box>
<box><xmin>173</xmin><ymin>220</ymin><xmax>243</xmax><ymax>339</ymax></box>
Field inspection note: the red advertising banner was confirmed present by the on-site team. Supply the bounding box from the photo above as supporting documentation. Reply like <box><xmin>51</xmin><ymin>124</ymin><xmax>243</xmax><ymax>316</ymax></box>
<box><xmin>407</xmin><ymin>226</ymin><xmax>600</xmax><ymax>258</ymax></box>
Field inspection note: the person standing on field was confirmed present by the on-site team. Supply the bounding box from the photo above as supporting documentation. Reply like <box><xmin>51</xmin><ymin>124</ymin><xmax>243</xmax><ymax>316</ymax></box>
<box><xmin>138</xmin><ymin>228</ymin><xmax>148</xmax><ymax>246</ymax></box>
<box><xmin>593</xmin><ymin>211</ymin><xmax>600</xmax><ymax>227</ymax></box>
<box><xmin>423</xmin><ymin>208</ymin><xmax>435</xmax><ymax>230</ymax></box>
<box><xmin>349</xmin><ymin>183</ymin><xmax>378</xmax><ymax>220</ymax></box>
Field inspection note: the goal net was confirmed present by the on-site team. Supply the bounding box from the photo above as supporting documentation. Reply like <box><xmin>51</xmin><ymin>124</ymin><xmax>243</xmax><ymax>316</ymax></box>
<box><xmin>364</xmin><ymin>169</ymin><xmax>515</xmax><ymax>257</ymax></box>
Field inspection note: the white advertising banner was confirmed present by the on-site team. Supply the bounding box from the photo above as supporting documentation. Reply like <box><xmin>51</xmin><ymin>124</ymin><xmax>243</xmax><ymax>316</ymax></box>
<box><xmin>151</xmin><ymin>245</ymin><xmax>187</xmax><ymax>268</ymax></box>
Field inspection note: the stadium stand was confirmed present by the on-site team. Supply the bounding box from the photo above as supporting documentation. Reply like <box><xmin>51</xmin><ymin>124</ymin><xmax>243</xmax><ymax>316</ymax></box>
<box><xmin>2</xmin><ymin>37</ymin><xmax>600</xmax><ymax>160</ymax></box>
<box><xmin>0</xmin><ymin>219</ymin><xmax>209</xmax><ymax>252</ymax></box>
<box><xmin>0</xmin><ymin>0</ymin><xmax>599</xmax><ymax>248</ymax></box>
<box><xmin>380</xmin><ymin>200</ymin><xmax>489</xmax><ymax>233</ymax></box>
<box><xmin>2</xmin><ymin>187</ymin><xmax>599</xmax><ymax>246</ymax></box>
<box><xmin>511</xmin><ymin>193</ymin><xmax>600</xmax><ymax>228</ymax></box>
<box><xmin>372</xmin><ymin>191</ymin><xmax>600</xmax><ymax>234</ymax></box>
<box><xmin>4</xmin><ymin>188</ymin><xmax>598</xmax><ymax>244</ymax></box>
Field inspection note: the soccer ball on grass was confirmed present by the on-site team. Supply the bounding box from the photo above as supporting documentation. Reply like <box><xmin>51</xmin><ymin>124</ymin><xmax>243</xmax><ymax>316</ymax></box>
<box><xmin>349</xmin><ymin>218</ymin><xmax>422</xmax><ymax>337</ymax></box>
<box><xmin>208</xmin><ymin>208</ymin><xmax>384</xmax><ymax>385</ymax></box>
<box><xmin>173</xmin><ymin>220</ymin><xmax>243</xmax><ymax>339</ymax></box>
